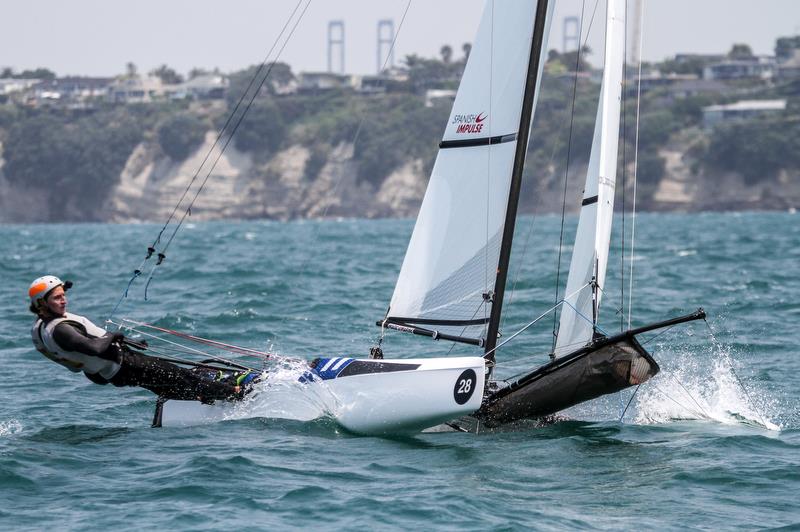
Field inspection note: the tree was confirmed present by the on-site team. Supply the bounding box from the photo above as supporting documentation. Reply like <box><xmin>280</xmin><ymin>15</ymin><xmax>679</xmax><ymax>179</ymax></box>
<box><xmin>1</xmin><ymin>67</ymin><xmax>14</xmax><ymax>78</ymax></box>
<box><xmin>125</xmin><ymin>62</ymin><xmax>138</xmax><ymax>78</ymax></box>
<box><xmin>728</xmin><ymin>43</ymin><xmax>754</xmax><ymax>60</ymax></box>
<box><xmin>547</xmin><ymin>46</ymin><xmax>593</xmax><ymax>72</ymax></box>
<box><xmin>230</xmin><ymin>100</ymin><xmax>286</xmax><ymax>157</ymax></box>
<box><xmin>707</xmin><ymin>117</ymin><xmax>800</xmax><ymax>184</ymax></box>
<box><xmin>775</xmin><ymin>36</ymin><xmax>800</xmax><ymax>60</ymax></box>
<box><xmin>462</xmin><ymin>43</ymin><xmax>472</xmax><ymax>61</ymax></box>
<box><xmin>18</xmin><ymin>68</ymin><xmax>56</xmax><ymax>80</ymax></box>
<box><xmin>3</xmin><ymin>110</ymin><xmax>143</xmax><ymax>220</ymax></box>
<box><xmin>188</xmin><ymin>68</ymin><xmax>209</xmax><ymax>80</ymax></box>
<box><xmin>151</xmin><ymin>64</ymin><xmax>183</xmax><ymax>85</ymax></box>
<box><xmin>157</xmin><ymin>113</ymin><xmax>207</xmax><ymax>160</ymax></box>
<box><xmin>440</xmin><ymin>45</ymin><xmax>453</xmax><ymax>64</ymax></box>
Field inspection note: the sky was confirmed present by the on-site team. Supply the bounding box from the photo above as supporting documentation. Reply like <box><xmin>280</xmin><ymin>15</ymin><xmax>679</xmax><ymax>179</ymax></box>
<box><xmin>2</xmin><ymin>0</ymin><xmax>799</xmax><ymax>78</ymax></box>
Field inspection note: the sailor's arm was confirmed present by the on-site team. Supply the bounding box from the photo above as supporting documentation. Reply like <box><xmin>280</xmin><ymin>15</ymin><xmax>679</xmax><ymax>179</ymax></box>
<box><xmin>52</xmin><ymin>323</ymin><xmax>123</xmax><ymax>361</ymax></box>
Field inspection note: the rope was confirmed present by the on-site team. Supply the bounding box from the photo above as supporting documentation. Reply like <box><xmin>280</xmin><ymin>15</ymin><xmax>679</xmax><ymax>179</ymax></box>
<box><xmin>117</xmin><ymin>318</ymin><xmax>275</xmax><ymax>359</ymax></box>
<box><xmin>627</xmin><ymin>0</ymin><xmax>644</xmax><ymax>330</ymax></box>
<box><xmin>485</xmin><ymin>282</ymin><xmax>592</xmax><ymax>360</ymax></box>
<box><xmin>551</xmin><ymin>0</ymin><xmax>589</xmax><ymax>351</ymax></box>
<box><xmin>108</xmin><ymin>0</ymin><xmax>311</xmax><ymax>312</ymax></box>
<box><xmin>703</xmin><ymin>318</ymin><xmax>769</xmax><ymax>427</ymax></box>
<box><xmin>272</xmin><ymin>0</ymin><xmax>414</xmax><ymax>356</ymax></box>
<box><xmin>485</xmin><ymin>0</ymin><xmax>494</xmax><ymax>331</ymax></box>
<box><xmin>620</xmin><ymin>0</ymin><xmax>628</xmax><ymax>333</ymax></box>
<box><xmin>668</xmin><ymin>372</ymin><xmax>711</xmax><ymax>419</ymax></box>
<box><xmin>651</xmin><ymin>383</ymin><xmax>711</xmax><ymax>421</ymax></box>
<box><xmin>619</xmin><ymin>384</ymin><xmax>640</xmax><ymax>422</ymax></box>
<box><xmin>143</xmin><ymin>0</ymin><xmax>313</xmax><ymax>292</ymax></box>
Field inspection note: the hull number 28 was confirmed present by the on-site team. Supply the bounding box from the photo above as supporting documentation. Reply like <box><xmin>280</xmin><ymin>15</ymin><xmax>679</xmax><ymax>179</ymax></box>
<box><xmin>453</xmin><ymin>369</ymin><xmax>477</xmax><ymax>405</ymax></box>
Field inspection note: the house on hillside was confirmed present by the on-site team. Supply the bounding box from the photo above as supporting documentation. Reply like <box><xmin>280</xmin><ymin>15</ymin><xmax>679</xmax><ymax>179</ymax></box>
<box><xmin>666</xmin><ymin>78</ymin><xmax>728</xmax><ymax>99</ymax></box>
<box><xmin>0</xmin><ymin>78</ymin><xmax>40</xmax><ymax>103</ymax></box>
<box><xmin>775</xmin><ymin>49</ymin><xmax>800</xmax><ymax>80</ymax></box>
<box><xmin>353</xmin><ymin>70</ymin><xmax>409</xmax><ymax>94</ymax></box>
<box><xmin>30</xmin><ymin>77</ymin><xmax>112</xmax><ymax>104</ymax></box>
<box><xmin>425</xmin><ymin>89</ymin><xmax>456</xmax><ymax>107</ymax></box>
<box><xmin>0</xmin><ymin>78</ymin><xmax>40</xmax><ymax>95</ymax></box>
<box><xmin>167</xmin><ymin>74</ymin><xmax>228</xmax><ymax>100</ymax></box>
<box><xmin>702</xmin><ymin>99</ymin><xmax>786</xmax><ymax>128</ymax></box>
<box><xmin>626</xmin><ymin>73</ymin><xmax>698</xmax><ymax>95</ymax></box>
<box><xmin>703</xmin><ymin>57</ymin><xmax>775</xmax><ymax>80</ymax></box>
<box><xmin>297</xmin><ymin>72</ymin><xmax>351</xmax><ymax>94</ymax></box>
<box><xmin>107</xmin><ymin>76</ymin><xmax>165</xmax><ymax>103</ymax></box>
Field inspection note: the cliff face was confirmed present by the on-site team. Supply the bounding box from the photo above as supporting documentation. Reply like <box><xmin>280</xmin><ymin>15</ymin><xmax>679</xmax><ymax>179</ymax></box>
<box><xmin>1</xmin><ymin>130</ymin><xmax>798</xmax><ymax>224</ymax></box>
<box><xmin>99</xmin><ymin>132</ymin><xmax>429</xmax><ymax>222</ymax></box>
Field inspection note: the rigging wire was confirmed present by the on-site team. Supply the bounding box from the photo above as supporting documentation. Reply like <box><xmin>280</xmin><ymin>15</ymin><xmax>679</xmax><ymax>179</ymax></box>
<box><xmin>485</xmin><ymin>282</ymin><xmax>592</xmax><ymax>361</ymax></box>
<box><xmin>485</xmin><ymin>0</ymin><xmax>495</xmax><ymax>332</ymax></box>
<box><xmin>620</xmin><ymin>0</ymin><xmax>628</xmax><ymax>333</ymax></box>
<box><xmin>550</xmin><ymin>0</ymin><xmax>601</xmax><ymax>350</ymax></box>
<box><xmin>500</xmin><ymin>1</ymin><xmax>601</xmax><ymax>340</ymax></box>
<box><xmin>551</xmin><ymin>0</ymin><xmax>588</xmax><ymax>350</ymax></box>
<box><xmin>109</xmin><ymin>0</ymin><xmax>309</xmax><ymax>320</ymax></box>
<box><xmin>627</xmin><ymin>0</ymin><xmax>645</xmax><ymax>329</ymax></box>
<box><xmin>650</xmin><ymin>383</ymin><xmax>711</xmax><ymax>421</ymax></box>
<box><xmin>263</xmin><ymin>0</ymin><xmax>415</xmax><ymax>356</ymax></box>
<box><xmin>619</xmin><ymin>384</ymin><xmax>640</xmax><ymax>422</ymax></box>
<box><xmin>703</xmin><ymin>319</ymin><xmax>769</xmax><ymax>427</ymax></box>
<box><xmin>143</xmin><ymin>0</ymin><xmax>314</xmax><ymax>298</ymax></box>
<box><xmin>117</xmin><ymin>318</ymin><xmax>275</xmax><ymax>359</ymax></box>
<box><xmin>668</xmin><ymin>372</ymin><xmax>711</xmax><ymax>419</ymax></box>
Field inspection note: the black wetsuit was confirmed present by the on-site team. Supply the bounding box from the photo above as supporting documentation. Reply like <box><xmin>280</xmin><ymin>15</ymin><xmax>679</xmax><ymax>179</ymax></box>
<box><xmin>51</xmin><ymin>320</ymin><xmax>240</xmax><ymax>402</ymax></box>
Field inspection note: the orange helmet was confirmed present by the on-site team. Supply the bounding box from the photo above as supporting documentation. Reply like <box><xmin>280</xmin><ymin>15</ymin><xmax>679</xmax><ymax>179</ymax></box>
<box><xmin>28</xmin><ymin>275</ymin><xmax>72</xmax><ymax>305</ymax></box>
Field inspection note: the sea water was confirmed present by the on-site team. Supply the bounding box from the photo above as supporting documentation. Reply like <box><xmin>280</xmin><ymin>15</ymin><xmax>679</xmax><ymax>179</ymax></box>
<box><xmin>1</xmin><ymin>212</ymin><xmax>798</xmax><ymax>529</ymax></box>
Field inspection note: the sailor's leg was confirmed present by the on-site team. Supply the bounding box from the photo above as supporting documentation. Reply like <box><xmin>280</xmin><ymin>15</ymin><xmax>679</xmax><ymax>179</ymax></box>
<box><xmin>111</xmin><ymin>349</ymin><xmax>240</xmax><ymax>401</ymax></box>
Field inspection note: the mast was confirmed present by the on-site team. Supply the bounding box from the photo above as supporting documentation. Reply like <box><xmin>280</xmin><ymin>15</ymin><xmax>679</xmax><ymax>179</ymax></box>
<box><xmin>484</xmin><ymin>0</ymin><xmax>551</xmax><ymax>361</ymax></box>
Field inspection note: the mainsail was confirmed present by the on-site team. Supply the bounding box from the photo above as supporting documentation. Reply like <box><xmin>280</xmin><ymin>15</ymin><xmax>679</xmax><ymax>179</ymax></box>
<box><xmin>382</xmin><ymin>0</ymin><xmax>554</xmax><ymax>343</ymax></box>
<box><xmin>554</xmin><ymin>0</ymin><xmax>626</xmax><ymax>358</ymax></box>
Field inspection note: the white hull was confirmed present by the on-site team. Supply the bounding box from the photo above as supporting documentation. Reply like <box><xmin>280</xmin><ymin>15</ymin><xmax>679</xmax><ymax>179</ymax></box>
<box><xmin>158</xmin><ymin>356</ymin><xmax>486</xmax><ymax>435</ymax></box>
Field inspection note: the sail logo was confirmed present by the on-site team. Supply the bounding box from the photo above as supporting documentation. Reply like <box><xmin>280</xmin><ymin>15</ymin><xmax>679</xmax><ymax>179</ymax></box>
<box><xmin>452</xmin><ymin>112</ymin><xmax>487</xmax><ymax>134</ymax></box>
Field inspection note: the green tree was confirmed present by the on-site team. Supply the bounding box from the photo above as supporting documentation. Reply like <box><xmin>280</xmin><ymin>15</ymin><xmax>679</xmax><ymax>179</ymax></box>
<box><xmin>707</xmin><ymin>117</ymin><xmax>800</xmax><ymax>184</ymax></box>
<box><xmin>125</xmin><ymin>62</ymin><xmax>138</xmax><ymax>78</ymax></box>
<box><xmin>230</xmin><ymin>100</ymin><xmax>286</xmax><ymax>157</ymax></box>
<box><xmin>728</xmin><ymin>43</ymin><xmax>754</xmax><ymax>59</ymax></box>
<box><xmin>18</xmin><ymin>68</ymin><xmax>56</xmax><ymax>80</ymax></box>
<box><xmin>440</xmin><ymin>45</ymin><xmax>453</xmax><ymax>64</ymax></box>
<box><xmin>157</xmin><ymin>113</ymin><xmax>207</xmax><ymax>160</ymax></box>
<box><xmin>3</xmin><ymin>109</ymin><xmax>144</xmax><ymax>220</ymax></box>
<box><xmin>151</xmin><ymin>64</ymin><xmax>183</xmax><ymax>85</ymax></box>
<box><xmin>775</xmin><ymin>35</ymin><xmax>800</xmax><ymax>60</ymax></box>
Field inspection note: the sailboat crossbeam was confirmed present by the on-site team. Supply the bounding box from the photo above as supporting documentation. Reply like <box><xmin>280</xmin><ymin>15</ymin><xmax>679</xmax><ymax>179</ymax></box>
<box><xmin>378</xmin><ymin>320</ymin><xmax>485</xmax><ymax>347</ymax></box>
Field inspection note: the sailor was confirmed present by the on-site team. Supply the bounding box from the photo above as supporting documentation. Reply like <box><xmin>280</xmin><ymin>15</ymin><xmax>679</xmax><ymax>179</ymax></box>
<box><xmin>28</xmin><ymin>275</ymin><xmax>247</xmax><ymax>402</ymax></box>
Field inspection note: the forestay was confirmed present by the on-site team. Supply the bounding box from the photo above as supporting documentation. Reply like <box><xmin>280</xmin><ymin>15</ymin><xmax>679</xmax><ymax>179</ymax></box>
<box><xmin>384</xmin><ymin>0</ymin><xmax>552</xmax><ymax>341</ymax></box>
<box><xmin>555</xmin><ymin>0</ymin><xmax>626</xmax><ymax>357</ymax></box>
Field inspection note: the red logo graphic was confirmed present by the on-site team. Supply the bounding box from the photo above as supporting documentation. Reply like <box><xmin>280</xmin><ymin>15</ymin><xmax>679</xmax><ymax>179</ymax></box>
<box><xmin>452</xmin><ymin>112</ymin><xmax>488</xmax><ymax>134</ymax></box>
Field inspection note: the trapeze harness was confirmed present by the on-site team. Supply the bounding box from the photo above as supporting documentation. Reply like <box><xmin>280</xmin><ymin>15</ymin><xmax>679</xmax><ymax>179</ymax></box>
<box><xmin>31</xmin><ymin>312</ymin><xmax>121</xmax><ymax>380</ymax></box>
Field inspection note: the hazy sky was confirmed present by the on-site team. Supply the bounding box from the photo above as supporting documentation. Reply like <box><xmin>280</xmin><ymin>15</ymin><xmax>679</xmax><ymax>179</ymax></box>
<box><xmin>2</xmin><ymin>0</ymin><xmax>799</xmax><ymax>77</ymax></box>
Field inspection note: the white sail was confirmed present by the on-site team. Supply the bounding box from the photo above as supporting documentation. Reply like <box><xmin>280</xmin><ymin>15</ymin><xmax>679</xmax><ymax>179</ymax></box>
<box><xmin>555</xmin><ymin>0</ymin><xmax>626</xmax><ymax>357</ymax></box>
<box><xmin>385</xmin><ymin>0</ymin><xmax>553</xmax><ymax>339</ymax></box>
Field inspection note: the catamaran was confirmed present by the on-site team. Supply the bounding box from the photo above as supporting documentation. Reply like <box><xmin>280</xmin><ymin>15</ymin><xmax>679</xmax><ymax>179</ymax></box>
<box><xmin>149</xmin><ymin>0</ymin><xmax>705</xmax><ymax>433</ymax></box>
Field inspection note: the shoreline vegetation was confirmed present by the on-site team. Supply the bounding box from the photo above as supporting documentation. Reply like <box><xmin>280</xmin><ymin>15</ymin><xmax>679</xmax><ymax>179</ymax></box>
<box><xmin>1</xmin><ymin>39</ymin><xmax>799</xmax><ymax>223</ymax></box>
